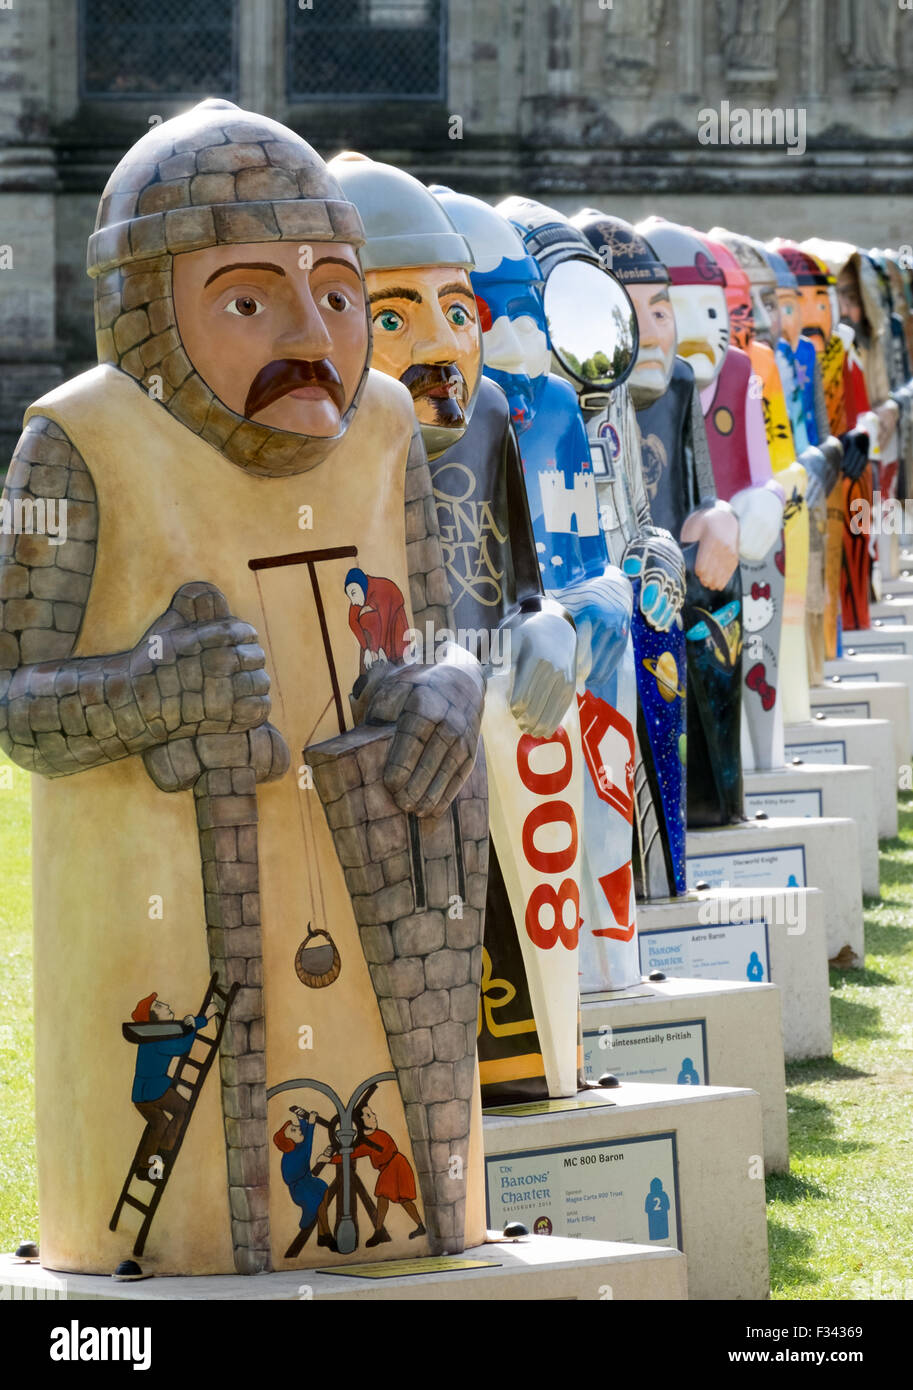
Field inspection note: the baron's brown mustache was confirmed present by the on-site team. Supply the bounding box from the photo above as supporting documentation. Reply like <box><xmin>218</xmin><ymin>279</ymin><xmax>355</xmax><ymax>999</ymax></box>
<box><xmin>245</xmin><ymin>358</ymin><xmax>345</xmax><ymax>419</ymax></box>
<box><xmin>399</xmin><ymin>362</ymin><xmax>467</xmax><ymax>402</ymax></box>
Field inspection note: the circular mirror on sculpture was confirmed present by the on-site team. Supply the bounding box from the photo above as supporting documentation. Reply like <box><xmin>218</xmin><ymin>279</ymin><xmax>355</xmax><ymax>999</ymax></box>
<box><xmin>543</xmin><ymin>259</ymin><xmax>639</xmax><ymax>389</ymax></box>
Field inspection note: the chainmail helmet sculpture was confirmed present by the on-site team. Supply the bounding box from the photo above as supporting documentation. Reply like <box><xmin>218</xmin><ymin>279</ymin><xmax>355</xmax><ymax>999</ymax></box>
<box><xmin>88</xmin><ymin>97</ymin><xmax>370</xmax><ymax>478</ymax></box>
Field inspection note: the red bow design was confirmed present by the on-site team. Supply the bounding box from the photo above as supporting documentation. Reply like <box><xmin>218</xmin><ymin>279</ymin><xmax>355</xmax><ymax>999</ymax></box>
<box><xmin>751</xmin><ymin>583</ymin><xmax>770</xmax><ymax>601</ymax></box>
<box><xmin>775</xmin><ymin>542</ymin><xmax>786</xmax><ymax>576</ymax></box>
<box><xmin>746</xmin><ymin>661</ymin><xmax>776</xmax><ymax>711</ymax></box>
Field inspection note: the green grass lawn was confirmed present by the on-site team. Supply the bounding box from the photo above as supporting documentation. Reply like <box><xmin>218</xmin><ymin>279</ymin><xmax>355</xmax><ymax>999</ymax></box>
<box><xmin>0</xmin><ymin>754</ymin><xmax>38</xmax><ymax>1249</ymax></box>
<box><xmin>2</xmin><ymin>749</ymin><xmax>912</xmax><ymax>1293</ymax></box>
<box><xmin>767</xmin><ymin>794</ymin><xmax>913</xmax><ymax>1300</ymax></box>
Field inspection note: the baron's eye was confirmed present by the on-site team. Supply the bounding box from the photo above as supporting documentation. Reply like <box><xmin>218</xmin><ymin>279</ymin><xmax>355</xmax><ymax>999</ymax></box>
<box><xmin>321</xmin><ymin>288</ymin><xmax>352</xmax><ymax>313</ymax></box>
<box><xmin>226</xmin><ymin>295</ymin><xmax>263</xmax><ymax>317</ymax></box>
<box><xmin>446</xmin><ymin>302</ymin><xmax>474</xmax><ymax>328</ymax></box>
<box><xmin>375</xmin><ymin>308</ymin><xmax>404</xmax><ymax>332</ymax></box>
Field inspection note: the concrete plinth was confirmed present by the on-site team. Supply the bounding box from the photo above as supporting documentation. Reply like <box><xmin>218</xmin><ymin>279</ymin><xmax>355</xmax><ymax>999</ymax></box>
<box><xmin>743</xmin><ymin>762</ymin><xmax>879</xmax><ymax>896</ymax></box>
<box><xmin>687</xmin><ymin>817</ymin><xmax>863</xmax><ymax>965</ymax></box>
<box><xmin>843</xmin><ymin>625</ymin><xmax>913</xmax><ymax>659</ymax></box>
<box><xmin>484</xmin><ymin>1082</ymin><xmax>769</xmax><ymax>1300</ymax></box>
<box><xmin>868</xmin><ymin>600</ymin><xmax>913</xmax><ymax>626</ymax></box>
<box><xmin>882</xmin><ymin>571</ymin><xmax>913</xmax><ymax>595</ymax></box>
<box><xmin>634</xmin><ymin>888</ymin><xmax>831</xmax><ymax>1061</ymax></box>
<box><xmin>784</xmin><ymin>717</ymin><xmax>897</xmax><ymax>840</ymax></box>
<box><xmin>877</xmin><ymin>529</ymin><xmax>901</xmax><ymax>581</ymax></box>
<box><xmin>580</xmin><ymin>975</ymin><xmax>788</xmax><ymax>1172</ymax></box>
<box><xmin>809</xmin><ymin>680</ymin><xmax>911</xmax><ymax>766</ymax></box>
<box><xmin>824</xmin><ymin>653</ymin><xmax>913</xmax><ymax>753</ymax></box>
<box><xmin>0</xmin><ymin>1238</ymin><xmax>687</xmax><ymax>1301</ymax></box>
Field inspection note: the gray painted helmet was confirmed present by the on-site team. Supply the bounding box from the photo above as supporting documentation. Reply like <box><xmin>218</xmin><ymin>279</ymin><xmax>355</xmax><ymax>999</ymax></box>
<box><xmin>328</xmin><ymin>152</ymin><xmax>479</xmax><ymax>459</ymax></box>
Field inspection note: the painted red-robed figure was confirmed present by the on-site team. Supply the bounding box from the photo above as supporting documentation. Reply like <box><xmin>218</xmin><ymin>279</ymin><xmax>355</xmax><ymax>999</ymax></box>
<box><xmin>345</xmin><ymin>566</ymin><xmax>409</xmax><ymax>674</ymax></box>
<box><xmin>326</xmin><ymin>1104</ymin><xmax>425</xmax><ymax>1247</ymax></box>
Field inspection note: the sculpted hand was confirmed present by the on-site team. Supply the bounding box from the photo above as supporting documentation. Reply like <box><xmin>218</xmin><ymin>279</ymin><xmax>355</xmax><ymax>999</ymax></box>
<box><xmin>553</xmin><ymin>568</ymin><xmax>633</xmax><ymax>690</ymax></box>
<box><xmin>129</xmin><ymin>581</ymin><xmax>271</xmax><ymax>742</ymax></box>
<box><xmin>622</xmin><ymin>531</ymin><xmax>686</xmax><ymax>632</ymax></box>
<box><xmin>681</xmin><ymin>502</ymin><xmax>740</xmax><ymax>591</ymax></box>
<box><xmin>505</xmin><ymin>606</ymin><xmax>577</xmax><ymax>739</ymax></box>
<box><xmin>363</xmin><ymin>645</ymin><xmax>485</xmax><ymax>817</ymax></box>
<box><xmin>728</xmin><ymin>485</ymin><xmax>784</xmax><ymax>564</ymax></box>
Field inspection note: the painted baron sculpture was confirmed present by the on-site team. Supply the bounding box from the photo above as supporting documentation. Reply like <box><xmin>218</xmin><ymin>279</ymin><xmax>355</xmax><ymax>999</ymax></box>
<box><xmin>0</xmin><ymin>101</ymin><xmax>489</xmax><ymax>1274</ymax></box>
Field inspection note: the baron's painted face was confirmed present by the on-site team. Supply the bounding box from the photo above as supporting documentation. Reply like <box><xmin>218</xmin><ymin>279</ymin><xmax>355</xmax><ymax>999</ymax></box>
<box><xmin>365</xmin><ymin>265</ymin><xmax>480</xmax><ymax>431</ymax></box>
<box><xmin>627</xmin><ymin>282</ymin><xmax>677</xmax><ymax>407</ymax></box>
<box><xmin>668</xmin><ymin>284</ymin><xmax>730</xmax><ymax>391</ymax></box>
<box><xmin>798</xmin><ymin>285</ymin><xmax>832</xmax><ymax>352</ymax></box>
<box><xmin>173</xmin><ymin>240</ymin><xmax>369</xmax><ymax>437</ymax></box>
<box><xmin>752</xmin><ymin>285</ymin><xmax>780</xmax><ymax>347</ymax></box>
<box><xmin>777</xmin><ymin>287</ymin><xmax>802</xmax><ymax>349</ymax></box>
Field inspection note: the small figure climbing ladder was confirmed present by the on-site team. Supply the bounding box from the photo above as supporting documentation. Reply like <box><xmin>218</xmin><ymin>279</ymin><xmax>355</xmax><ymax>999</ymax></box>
<box><xmin>110</xmin><ymin>973</ymin><xmax>238</xmax><ymax>1257</ymax></box>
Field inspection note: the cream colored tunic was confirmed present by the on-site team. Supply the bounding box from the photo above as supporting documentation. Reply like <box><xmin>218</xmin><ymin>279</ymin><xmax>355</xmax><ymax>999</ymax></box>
<box><xmin>26</xmin><ymin>364</ymin><xmax>484</xmax><ymax>1275</ymax></box>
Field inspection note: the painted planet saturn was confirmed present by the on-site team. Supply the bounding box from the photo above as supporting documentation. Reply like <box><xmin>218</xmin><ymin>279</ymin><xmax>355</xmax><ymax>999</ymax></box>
<box><xmin>643</xmin><ymin>649</ymin><xmax>686</xmax><ymax>702</ymax></box>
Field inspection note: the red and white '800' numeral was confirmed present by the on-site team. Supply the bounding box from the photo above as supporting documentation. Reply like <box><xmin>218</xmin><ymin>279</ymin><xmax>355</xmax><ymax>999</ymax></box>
<box><xmin>516</xmin><ymin>728</ymin><xmax>582</xmax><ymax>953</ymax></box>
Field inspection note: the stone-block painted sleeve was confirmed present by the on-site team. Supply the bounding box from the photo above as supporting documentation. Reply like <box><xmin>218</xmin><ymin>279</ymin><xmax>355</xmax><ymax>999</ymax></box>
<box><xmin>0</xmin><ymin>415</ymin><xmax>108</xmax><ymax>775</ymax></box>
<box><xmin>404</xmin><ymin>423</ymin><xmax>456</xmax><ymax>636</ymax></box>
<box><xmin>1</xmin><ymin>417</ymin><xmax>271</xmax><ymax>778</ymax></box>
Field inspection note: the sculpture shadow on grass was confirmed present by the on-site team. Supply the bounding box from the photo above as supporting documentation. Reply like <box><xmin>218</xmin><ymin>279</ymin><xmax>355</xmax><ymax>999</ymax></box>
<box><xmin>829</xmin><ymin>989</ymin><xmax>891</xmax><ymax>1036</ymax></box>
<box><xmin>765</xmin><ymin>1171</ymin><xmax>829</xmax><ymax>1206</ymax></box>
<box><xmin>765</xmin><ymin>1219</ymin><xmax>819</xmax><ymax>1293</ymax></box>
<box><xmin>779</xmin><ymin>1076</ymin><xmax>877</xmax><ymax>1164</ymax></box>
<box><xmin>857</xmin><ymin>918</ymin><xmax>913</xmax><ymax>965</ymax></box>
